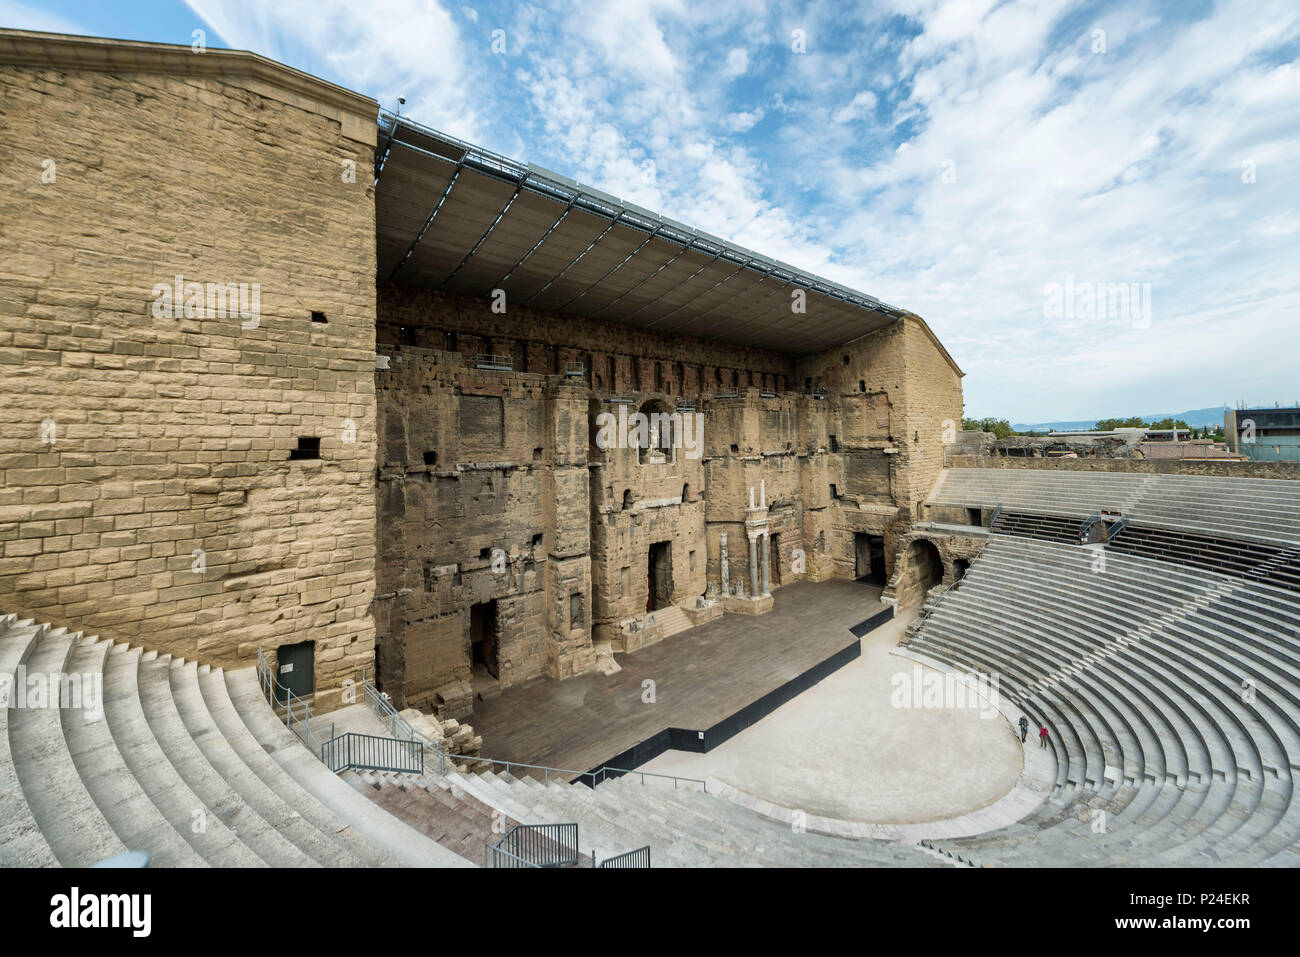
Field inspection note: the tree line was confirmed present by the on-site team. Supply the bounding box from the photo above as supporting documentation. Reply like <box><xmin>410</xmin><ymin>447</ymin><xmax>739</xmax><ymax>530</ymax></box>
<box><xmin>962</xmin><ymin>416</ymin><xmax>1225</xmax><ymax>440</ymax></box>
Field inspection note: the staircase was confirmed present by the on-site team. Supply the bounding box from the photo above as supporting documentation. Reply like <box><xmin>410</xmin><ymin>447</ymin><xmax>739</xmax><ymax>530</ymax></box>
<box><xmin>0</xmin><ymin>613</ymin><xmax>469</xmax><ymax>868</ymax></box>
<box><xmin>344</xmin><ymin>769</ymin><xmax>595</xmax><ymax>866</ymax></box>
<box><xmin>989</xmin><ymin>509</ymin><xmax>1083</xmax><ymax>544</ymax></box>
<box><xmin>435</xmin><ymin>769</ymin><xmax>946</xmax><ymax>867</ymax></box>
<box><xmin>646</xmin><ymin>605</ymin><xmax>693</xmax><ymax>640</ymax></box>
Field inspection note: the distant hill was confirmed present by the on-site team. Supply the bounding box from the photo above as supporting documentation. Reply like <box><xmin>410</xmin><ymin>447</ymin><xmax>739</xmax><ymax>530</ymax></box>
<box><xmin>1010</xmin><ymin>406</ymin><xmax>1227</xmax><ymax>433</ymax></box>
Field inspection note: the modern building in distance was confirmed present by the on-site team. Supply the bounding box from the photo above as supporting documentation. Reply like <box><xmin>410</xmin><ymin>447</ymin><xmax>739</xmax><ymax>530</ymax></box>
<box><xmin>1226</xmin><ymin>405</ymin><xmax>1300</xmax><ymax>462</ymax></box>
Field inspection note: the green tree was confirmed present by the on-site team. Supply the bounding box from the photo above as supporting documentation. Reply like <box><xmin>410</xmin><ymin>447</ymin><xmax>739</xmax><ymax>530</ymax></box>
<box><xmin>962</xmin><ymin>416</ymin><xmax>1015</xmax><ymax>439</ymax></box>
<box><xmin>1094</xmin><ymin>416</ymin><xmax>1148</xmax><ymax>431</ymax></box>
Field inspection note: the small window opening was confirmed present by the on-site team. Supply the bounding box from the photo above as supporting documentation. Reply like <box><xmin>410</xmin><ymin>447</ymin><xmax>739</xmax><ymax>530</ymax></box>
<box><xmin>289</xmin><ymin>437</ymin><xmax>320</xmax><ymax>460</ymax></box>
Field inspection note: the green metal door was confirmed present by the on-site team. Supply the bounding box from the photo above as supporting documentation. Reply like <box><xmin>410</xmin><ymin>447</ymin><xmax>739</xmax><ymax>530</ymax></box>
<box><xmin>275</xmin><ymin>640</ymin><xmax>314</xmax><ymax>704</ymax></box>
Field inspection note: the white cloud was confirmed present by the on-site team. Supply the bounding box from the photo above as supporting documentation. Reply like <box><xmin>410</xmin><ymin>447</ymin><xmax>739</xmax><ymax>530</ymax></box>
<box><xmin>724</xmin><ymin>47</ymin><xmax>748</xmax><ymax>77</ymax></box>
<box><xmin>724</xmin><ymin>108</ymin><xmax>764</xmax><ymax>132</ymax></box>
<box><xmin>831</xmin><ymin>90</ymin><xmax>878</xmax><ymax>123</ymax></box>
<box><xmin>184</xmin><ymin>0</ymin><xmax>481</xmax><ymax>138</ymax></box>
<box><xmin>174</xmin><ymin>0</ymin><xmax>1300</xmax><ymax>420</ymax></box>
<box><xmin>0</xmin><ymin>0</ymin><xmax>88</xmax><ymax>34</ymax></box>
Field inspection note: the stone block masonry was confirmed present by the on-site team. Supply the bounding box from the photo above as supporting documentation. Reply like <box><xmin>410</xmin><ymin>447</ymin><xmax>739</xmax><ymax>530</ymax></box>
<box><xmin>374</xmin><ymin>286</ymin><xmax>965</xmax><ymax>716</ymax></box>
<box><xmin>0</xmin><ymin>35</ymin><xmax>381</xmax><ymax>711</ymax></box>
<box><xmin>0</xmin><ymin>30</ymin><xmax>969</xmax><ymax>727</ymax></box>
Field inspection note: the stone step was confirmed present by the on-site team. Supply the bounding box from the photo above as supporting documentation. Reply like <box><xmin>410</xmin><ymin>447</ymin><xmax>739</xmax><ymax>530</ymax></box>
<box><xmin>224</xmin><ymin>667</ymin><xmax>473</xmax><ymax>868</ymax></box>
<box><xmin>195</xmin><ymin>665</ymin><xmax>379</xmax><ymax>866</ymax></box>
<box><xmin>103</xmin><ymin>646</ymin><xmax>263</xmax><ymax>866</ymax></box>
<box><xmin>63</xmin><ymin>638</ymin><xmax>205</xmax><ymax>867</ymax></box>
<box><xmin>7</xmin><ymin>628</ymin><xmax>126</xmax><ymax>867</ymax></box>
<box><xmin>139</xmin><ymin>655</ymin><xmax>317</xmax><ymax>867</ymax></box>
<box><xmin>0</xmin><ymin>618</ymin><xmax>59</xmax><ymax>867</ymax></box>
<box><xmin>168</xmin><ymin>660</ymin><xmax>344</xmax><ymax>867</ymax></box>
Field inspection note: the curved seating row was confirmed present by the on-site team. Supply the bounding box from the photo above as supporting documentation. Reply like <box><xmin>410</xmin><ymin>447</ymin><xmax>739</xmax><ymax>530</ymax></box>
<box><xmin>931</xmin><ymin>468</ymin><xmax>1300</xmax><ymax>545</ymax></box>
<box><xmin>904</xmin><ymin>536</ymin><xmax>1300</xmax><ymax>866</ymax></box>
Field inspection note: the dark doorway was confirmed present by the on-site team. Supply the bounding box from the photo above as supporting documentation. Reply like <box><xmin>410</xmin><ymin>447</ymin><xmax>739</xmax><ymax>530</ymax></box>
<box><xmin>769</xmin><ymin>533</ymin><xmax>782</xmax><ymax>586</ymax></box>
<box><xmin>954</xmin><ymin>558</ymin><xmax>971</xmax><ymax>580</ymax></box>
<box><xmin>907</xmin><ymin>539</ymin><xmax>945</xmax><ymax>596</ymax></box>
<box><xmin>854</xmin><ymin>533</ymin><xmax>887</xmax><ymax>585</ymax></box>
<box><xmin>469</xmin><ymin>600</ymin><xmax>499</xmax><ymax>679</ymax></box>
<box><xmin>967</xmin><ymin>507</ymin><xmax>982</xmax><ymax>527</ymax></box>
<box><xmin>647</xmin><ymin>541</ymin><xmax>673</xmax><ymax>612</ymax></box>
<box><xmin>275</xmin><ymin>640</ymin><xmax>314</xmax><ymax>704</ymax></box>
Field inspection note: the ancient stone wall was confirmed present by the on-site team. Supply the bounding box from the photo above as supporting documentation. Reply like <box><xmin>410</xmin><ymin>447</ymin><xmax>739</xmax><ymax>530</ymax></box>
<box><xmin>374</xmin><ymin>288</ymin><xmax>966</xmax><ymax>711</ymax></box>
<box><xmin>794</xmin><ymin>316</ymin><xmax>964</xmax><ymax>584</ymax></box>
<box><xmin>379</xmin><ymin>282</ymin><xmax>794</xmax><ymax>390</ymax></box>
<box><xmin>0</xmin><ymin>35</ymin><xmax>971</xmax><ymax>727</ymax></box>
<box><xmin>0</xmin><ymin>43</ymin><xmax>380</xmax><ymax>710</ymax></box>
<box><xmin>373</xmin><ymin>345</ymin><xmax>593</xmax><ymax>716</ymax></box>
<box><xmin>883</xmin><ymin>531</ymin><xmax>985</xmax><ymax>609</ymax></box>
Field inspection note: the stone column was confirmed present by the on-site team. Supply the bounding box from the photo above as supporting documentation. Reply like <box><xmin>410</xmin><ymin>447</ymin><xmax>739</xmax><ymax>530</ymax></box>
<box><xmin>761</xmin><ymin>532</ymin><xmax>771</xmax><ymax>596</ymax></box>
<box><xmin>748</xmin><ymin>535</ymin><xmax>760</xmax><ymax>599</ymax></box>
<box><xmin>720</xmin><ymin>532</ymin><xmax>729</xmax><ymax>596</ymax></box>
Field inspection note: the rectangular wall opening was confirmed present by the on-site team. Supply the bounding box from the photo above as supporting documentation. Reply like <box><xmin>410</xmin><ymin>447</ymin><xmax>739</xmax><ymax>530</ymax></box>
<box><xmin>469</xmin><ymin>599</ymin><xmax>499</xmax><ymax>679</ymax></box>
<box><xmin>647</xmin><ymin>541</ymin><xmax>673</xmax><ymax>613</ymax></box>
<box><xmin>854</xmin><ymin>533</ymin><xmax>887</xmax><ymax>585</ymax></box>
<box><xmin>289</xmin><ymin>437</ymin><xmax>321</xmax><ymax>460</ymax></box>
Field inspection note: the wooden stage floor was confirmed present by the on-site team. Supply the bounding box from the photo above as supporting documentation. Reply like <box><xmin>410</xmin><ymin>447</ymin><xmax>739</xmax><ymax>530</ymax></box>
<box><xmin>470</xmin><ymin>579</ymin><xmax>886</xmax><ymax>776</ymax></box>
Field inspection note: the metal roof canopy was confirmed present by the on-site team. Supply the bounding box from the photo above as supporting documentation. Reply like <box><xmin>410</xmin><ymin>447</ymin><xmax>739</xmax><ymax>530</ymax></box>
<box><xmin>374</xmin><ymin>111</ymin><xmax>908</xmax><ymax>356</ymax></box>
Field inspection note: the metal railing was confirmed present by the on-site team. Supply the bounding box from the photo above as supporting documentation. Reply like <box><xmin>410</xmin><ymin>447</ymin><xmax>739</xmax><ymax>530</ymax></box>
<box><xmin>598</xmin><ymin>845</ymin><xmax>651</xmax><ymax>868</ymax></box>
<box><xmin>484</xmin><ymin>823</ymin><xmax>578</xmax><ymax>868</ymax></box>
<box><xmin>585</xmin><ymin>765</ymin><xmax>706</xmax><ymax>790</ymax></box>
<box><xmin>257</xmin><ymin>646</ymin><xmax>325</xmax><ymax>753</ymax></box>
<box><xmin>359</xmin><ymin>672</ymin><xmax>707</xmax><ymax>792</ymax></box>
<box><xmin>472</xmin><ymin>353</ymin><xmax>513</xmax><ymax>371</ymax></box>
<box><xmin>320</xmin><ymin>731</ymin><xmax>424</xmax><ymax>774</ymax></box>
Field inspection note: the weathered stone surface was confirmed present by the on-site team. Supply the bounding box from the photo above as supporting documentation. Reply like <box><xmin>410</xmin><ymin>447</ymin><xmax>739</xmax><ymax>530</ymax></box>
<box><xmin>0</xmin><ymin>33</ymin><xmax>971</xmax><ymax>731</ymax></box>
<box><xmin>0</xmin><ymin>43</ymin><xmax>379</xmax><ymax>712</ymax></box>
<box><xmin>373</xmin><ymin>287</ymin><xmax>965</xmax><ymax>712</ymax></box>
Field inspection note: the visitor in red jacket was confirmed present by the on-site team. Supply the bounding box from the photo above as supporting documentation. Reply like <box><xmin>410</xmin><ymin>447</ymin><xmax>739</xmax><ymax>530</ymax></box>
<box><xmin>1039</xmin><ymin>725</ymin><xmax>1049</xmax><ymax>748</ymax></box>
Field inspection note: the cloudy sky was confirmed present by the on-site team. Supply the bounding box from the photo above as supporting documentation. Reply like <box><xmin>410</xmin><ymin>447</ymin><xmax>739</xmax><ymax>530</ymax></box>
<box><xmin>7</xmin><ymin>0</ymin><xmax>1298</xmax><ymax>422</ymax></box>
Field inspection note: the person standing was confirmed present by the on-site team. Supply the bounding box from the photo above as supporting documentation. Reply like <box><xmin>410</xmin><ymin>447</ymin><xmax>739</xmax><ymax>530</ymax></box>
<box><xmin>1018</xmin><ymin>716</ymin><xmax>1029</xmax><ymax>743</ymax></box>
<box><xmin>1039</xmin><ymin>725</ymin><xmax>1050</xmax><ymax>749</ymax></box>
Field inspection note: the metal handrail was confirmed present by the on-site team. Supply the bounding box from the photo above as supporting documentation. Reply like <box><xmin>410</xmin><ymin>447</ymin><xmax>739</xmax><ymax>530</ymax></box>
<box><xmin>359</xmin><ymin>671</ymin><xmax>707</xmax><ymax>791</ymax></box>
<box><xmin>483</xmin><ymin>843</ymin><xmax>540</xmax><ymax>868</ymax></box>
<box><xmin>320</xmin><ymin>731</ymin><xmax>424</xmax><ymax>774</ymax></box>
<box><xmin>587</xmin><ymin>765</ymin><xmax>706</xmax><ymax>790</ymax></box>
<box><xmin>472</xmin><ymin>353</ymin><xmax>513</xmax><ymax>371</ymax></box>
<box><xmin>485</xmin><ymin>823</ymin><xmax>578</xmax><ymax>868</ymax></box>
<box><xmin>598</xmin><ymin>845</ymin><xmax>651</xmax><ymax>868</ymax></box>
<box><xmin>257</xmin><ymin>646</ymin><xmax>323</xmax><ymax>753</ymax></box>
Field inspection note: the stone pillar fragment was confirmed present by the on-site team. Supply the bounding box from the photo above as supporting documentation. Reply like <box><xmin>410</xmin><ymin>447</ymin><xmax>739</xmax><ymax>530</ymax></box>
<box><xmin>720</xmin><ymin>532</ymin><xmax>729</xmax><ymax>596</ymax></box>
<box><xmin>748</xmin><ymin>535</ymin><xmax>760</xmax><ymax>599</ymax></box>
<box><xmin>761</xmin><ymin>532</ymin><xmax>771</xmax><ymax>596</ymax></box>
